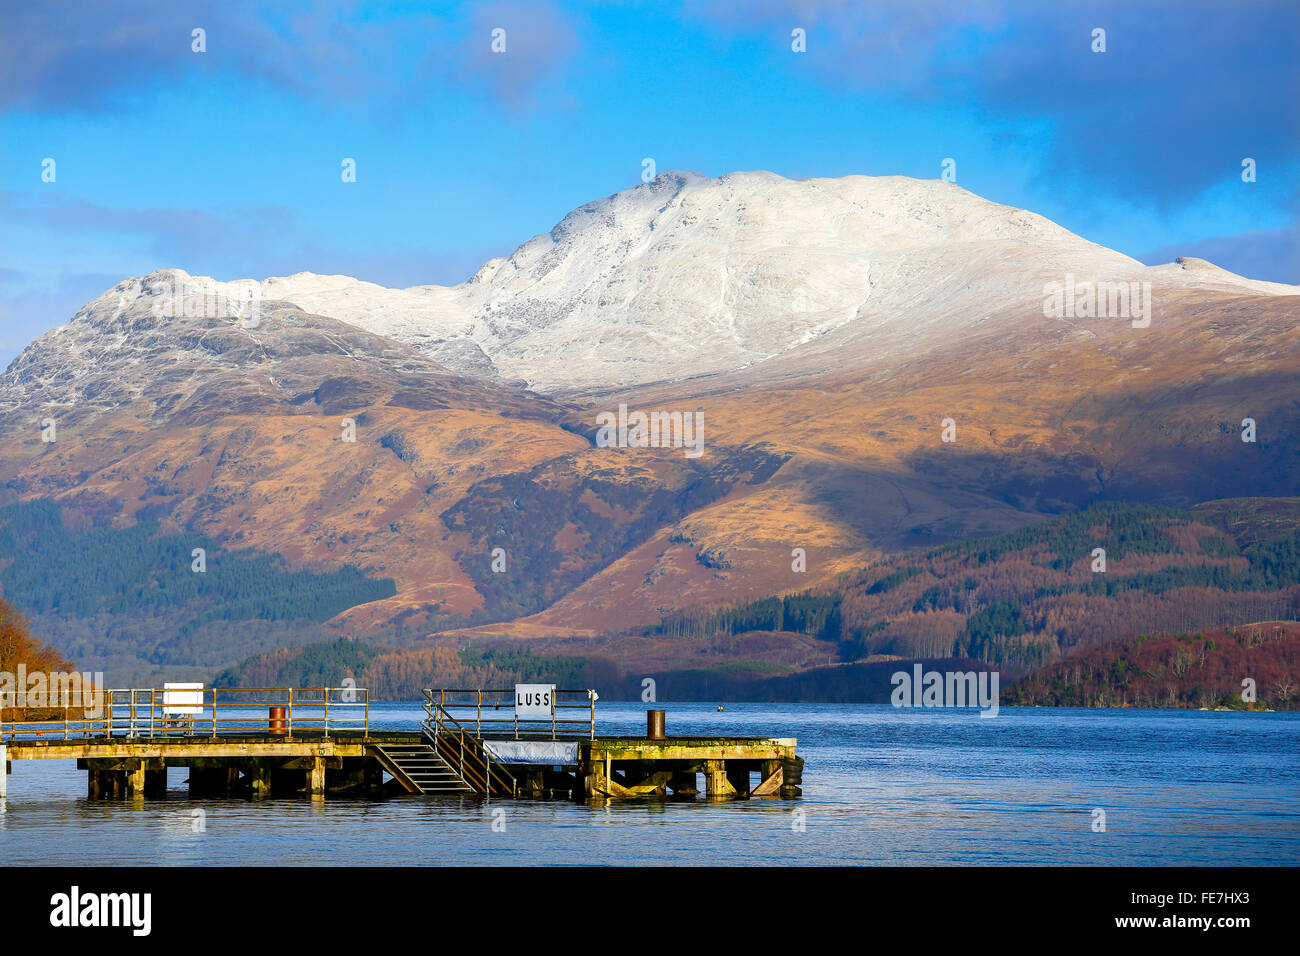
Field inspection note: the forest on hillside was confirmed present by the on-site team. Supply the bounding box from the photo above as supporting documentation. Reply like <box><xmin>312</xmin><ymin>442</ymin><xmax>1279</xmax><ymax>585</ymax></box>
<box><xmin>639</xmin><ymin>500</ymin><xmax>1300</xmax><ymax>671</ymax></box>
<box><xmin>211</xmin><ymin>498</ymin><xmax>1300</xmax><ymax>703</ymax></box>
<box><xmin>1007</xmin><ymin>623</ymin><xmax>1299</xmax><ymax>710</ymax></box>
<box><xmin>0</xmin><ymin>499</ymin><xmax>396</xmax><ymax>683</ymax></box>
<box><xmin>216</xmin><ymin>638</ymin><xmax>608</xmax><ymax>699</ymax></box>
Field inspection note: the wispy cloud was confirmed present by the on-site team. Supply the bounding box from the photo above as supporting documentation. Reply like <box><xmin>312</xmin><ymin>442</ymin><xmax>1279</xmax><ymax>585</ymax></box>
<box><xmin>2</xmin><ymin>189</ymin><xmax>498</xmax><ymax>287</ymax></box>
<box><xmin>0</xmin><ymin>1</ymin><xmax>284</xmax><ymax>113</ymax></box>
<box><xmin>440</xmin><ymin>1</ymin><xmax>582</xmax><ymax>111</ymax></box>
<box><xmin>1140</xmin><ymin>224</ymin><xmax>1299</xmax><ymax>285</ymax></box>
<box><xmin>687</xmin><ymin>0</ymin><xmax>1300</xmax><ymax>209</ymax></box>
<box><xmin>3</xmin><ymin>189</ymin><xmax>296</xmax><ymax>262</ymax></box>
<box><xmin>0</xmin><ymin>0</ymin><xmax>579</xmax><ymax>114</ymax></box>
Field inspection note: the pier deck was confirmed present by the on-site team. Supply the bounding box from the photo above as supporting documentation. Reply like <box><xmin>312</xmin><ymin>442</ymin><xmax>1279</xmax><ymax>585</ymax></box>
<box><xmin>1</xmin><ymin>686</ymin><xmax>802</xmax><ymax>802</ymax></box>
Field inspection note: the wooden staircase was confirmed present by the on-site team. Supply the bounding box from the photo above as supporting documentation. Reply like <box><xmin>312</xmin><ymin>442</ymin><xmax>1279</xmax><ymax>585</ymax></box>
<box><xmin>371</xmin><ymin>744</ymin><xmax>471</xmax><ymax>794</ymax></box>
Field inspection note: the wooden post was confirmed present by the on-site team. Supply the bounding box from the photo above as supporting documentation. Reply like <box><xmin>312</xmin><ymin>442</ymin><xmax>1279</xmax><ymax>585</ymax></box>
<box><xmin>144</xmin><ymin>766</ymin><xmax>167</xmax><ymax>798</ymax></box>
<box><xmin>522</xmin><ymin>769</ymin><xmax>545</xmax><ymax>796</ymax></box>
<box><xmin>126</xmin><ymin>759</ymin><xmax>146</xmax><ymax>797</ymax></box>
<box><xmin>670</xmin><ymin>770</ymin><xmax>699</xmax><ymax>796</ymax></box>
<box><xmin>726</xmin><ymin>763</ymin><xmax>750</xmax><ymax>797</ymax></box>
<box><xmin>249</xmin><ymin>760</ymin><xmax>272</xmax><ymax>797</ymax></box>
<box><xmin>365</xmin><ymin>758</ymin><xmax>385</xmax><ymax>795</ymax></box>
<box><xmin>307</xmin><ymin>756</ymin><xmax>326</xmax><ymax>796</ymax></box>
<box><xmin>189</xmin><ymin>764</ymin><xmax>234</xmax><ymax>797</ymax></box>
<box><xmin>704</xmin><ymin>760</ymin><xmax>736</xmax><ymax>801</ymax></box>
<box><xmin>584</xmin><ymin>754</ymin><xmax>611</xmax><ymax>799</ymax></box>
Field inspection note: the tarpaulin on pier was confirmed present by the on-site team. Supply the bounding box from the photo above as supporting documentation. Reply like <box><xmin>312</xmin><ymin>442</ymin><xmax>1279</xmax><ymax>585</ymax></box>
<box><xmin>482</xmin><ymin>740</ymin><xmax>579</xmax><ymax>765</ymax></box>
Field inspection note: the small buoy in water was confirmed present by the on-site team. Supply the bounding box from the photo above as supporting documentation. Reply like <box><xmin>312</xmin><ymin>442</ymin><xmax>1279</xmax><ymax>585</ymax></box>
<box><xmin>717</xmin><ymin>704</ymin><xmax>724</xmax><ymax>712</ymax></box>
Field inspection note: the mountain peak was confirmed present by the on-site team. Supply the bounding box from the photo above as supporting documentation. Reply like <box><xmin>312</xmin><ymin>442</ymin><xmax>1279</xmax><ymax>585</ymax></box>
<box><xmin>17</xmin><ymin>172</ymin><xmax>1297</xmax><ymax>396</ymax></box>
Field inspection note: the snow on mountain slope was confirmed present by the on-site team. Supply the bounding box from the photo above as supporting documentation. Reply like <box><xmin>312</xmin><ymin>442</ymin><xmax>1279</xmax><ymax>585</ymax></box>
<box><xmin>454</xmin><ymin>170</ymin><xmax>1136</xmax><ymax>391</ymax></box>
<box><xmin>0</xmin><ymin>271</ymin><xmax>529</xmax><ymax>425</ymax></box>
<box><xmin>9</xmin><ymin>171</ymin><xmax>1296</xmax><ymax>399</ymax></box>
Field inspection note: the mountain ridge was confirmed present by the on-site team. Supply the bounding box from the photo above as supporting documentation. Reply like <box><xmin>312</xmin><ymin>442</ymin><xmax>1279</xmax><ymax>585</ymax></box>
<box><xmin>0</xmin><ymin>171</ymin><xmax>1296</xmax><ymax>683</ymax></box>
<box><xmin>9</xmin><ymin>171</ymin><xmax>1293</xmax><ymax>404</ymax></box>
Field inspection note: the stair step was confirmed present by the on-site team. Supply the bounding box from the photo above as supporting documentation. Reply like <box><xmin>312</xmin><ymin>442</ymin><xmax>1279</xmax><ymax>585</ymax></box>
<box><xmin>374</xmin><ymin>743</ymin><xmax>475</xmax><ymax>794</ymax></box>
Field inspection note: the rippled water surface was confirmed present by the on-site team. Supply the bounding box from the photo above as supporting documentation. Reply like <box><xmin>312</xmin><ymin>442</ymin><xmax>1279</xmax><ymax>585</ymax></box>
<box><xmin>3</xmin><ymin>703</ymin><xmax>1297</xmax><ymax>865</ymax></box>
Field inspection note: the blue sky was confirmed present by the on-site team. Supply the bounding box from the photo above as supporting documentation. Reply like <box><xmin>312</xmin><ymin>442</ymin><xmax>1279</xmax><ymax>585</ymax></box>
<box><xmin>2</xmin><ymin>0</ymin><xmax>1296</xmax><ymax>363</ymax></box>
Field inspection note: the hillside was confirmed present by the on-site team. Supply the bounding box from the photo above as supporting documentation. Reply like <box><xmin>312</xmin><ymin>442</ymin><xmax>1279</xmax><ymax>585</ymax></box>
<box><xmin>255</xmin><ymin>499</ymin><xmax>1300</xmax><ymax>700</ymax></box>
<box><xmin>214</xmin><ymin>638</ymin><xmax>606</xmax><ymax>700</ymax></box>
<box><xmin>1006</xmin><ymin>623</ymin><xmax>1300</xmax><ymax>710</ymax></box>
<box><xmin>521</xmin><ymin>498</ymin><xmax>1300</xmax><ymax>676</ymax></box>
<box><xmin>0</xmin><ymin>499</ymin><xmax>396</xmax><ymax>684</ymax></box>
<box><xmin>0</xmin><ymin>172</ymin><xmax>1295</xmax><ymax>683</ymax></box>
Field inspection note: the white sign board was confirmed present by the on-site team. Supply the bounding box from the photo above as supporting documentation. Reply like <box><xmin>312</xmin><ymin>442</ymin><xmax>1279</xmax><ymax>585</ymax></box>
<box><xmin>162</xmin><ymin>683</ymin><xmax>204</xmax><ymax>716</ymax></box>
<box><xmin>514</xmin><ymin>684</ymin><xmax>555</xmax><ymax>719</ymax></box>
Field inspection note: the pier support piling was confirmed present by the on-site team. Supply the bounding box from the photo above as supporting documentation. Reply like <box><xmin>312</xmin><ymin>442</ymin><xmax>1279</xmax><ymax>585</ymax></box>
<box><xmin>726</xmin><ymin>764</ymin><xmax>751</xmax><ymax>797</ymax></box>
<box><xmin>362</xmin><ymin>758</ymin><xmax>385</xmax><ymax>795</ymax></box>
<box><xmin>83</xmin><ymin>758</ymin><xmax>166</xmax><ymax>799</ymax></box>
<box><xmin>670</xmin><ymin>770</ymin><xmax>698</xmax><ymax>797</ymax></box>
<box><xmin>190</xmin><ymin>764</ymin><xmax>239</xmax><ymax>797</ymax></box>
<box><xmin>704</xmin><ymin>760</ymin><xmax>737</xmax><ymax>801</ymax></box>
<box><xmin>247</xmin><ymin>760</ymin><xmax>272</xmax><ymax>798</ymax></box>
<box><xmin>307</xmin><ymin>756</ymin><xmax>325</xmax><ymax>796</ymax></box>
<box><xmin>127</xmin><ymin>759</ymin><xmax>146</xmax><ymax>797</ymax></box>
<box><xmin>143</xmin><ymin>767</ymin><xmax>167</xmax><ymax>798</ymax></box>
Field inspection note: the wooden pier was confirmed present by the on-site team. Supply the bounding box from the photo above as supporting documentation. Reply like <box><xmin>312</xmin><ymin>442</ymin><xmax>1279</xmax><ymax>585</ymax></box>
<box><xmin>578</xmin><ymin>736</ymin><xmax>800</xmax><ymax>800</ymax></box>
<box><xmin>0</xmin><ymin>685</ymin><xmax>802</xmax><ymax>802</ymax></box>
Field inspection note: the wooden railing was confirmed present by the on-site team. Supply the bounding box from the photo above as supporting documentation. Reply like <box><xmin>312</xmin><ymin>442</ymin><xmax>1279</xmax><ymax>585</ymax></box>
<box><xmin>0</xmin><ymin>687</ymin><xmax>369</xmax><ymax>741</ymax></box>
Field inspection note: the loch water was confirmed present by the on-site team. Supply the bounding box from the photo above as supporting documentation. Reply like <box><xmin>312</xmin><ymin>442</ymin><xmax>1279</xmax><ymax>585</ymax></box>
<box><xmin>2</xmin><ymin>702</ymin><xmax>1297</xmax><ymax>866</ymax></box>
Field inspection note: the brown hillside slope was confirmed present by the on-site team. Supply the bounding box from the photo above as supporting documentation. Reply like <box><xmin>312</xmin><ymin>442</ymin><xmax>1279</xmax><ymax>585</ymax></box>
<box><xmin>0</xmin><ymin>276</ymin><xmax>1295</xmax><ymax>663</ymax></box>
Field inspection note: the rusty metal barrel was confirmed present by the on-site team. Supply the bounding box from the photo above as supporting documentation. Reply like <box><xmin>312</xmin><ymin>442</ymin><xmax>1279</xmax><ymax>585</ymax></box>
<box><xmin>647</xmin><ymin>709</ymin><xmax>666</xmax><ymax>739</ymax></box>
<box><xmin>268</xmin><ymin>705</ymin><xmax>288</xmax><ymax>736</ymax></box>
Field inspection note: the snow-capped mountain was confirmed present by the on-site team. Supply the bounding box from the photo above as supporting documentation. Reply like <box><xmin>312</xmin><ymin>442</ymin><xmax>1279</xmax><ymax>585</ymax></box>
<box><xmin>12</xmin><ymin>170</ymin><xmax>1292</xmax><ymax>400</ymax></box>
<box><xmin>1</xmin><ymin>171</ymin><xmax>1297</xmax><ymax>682</ymax></box>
